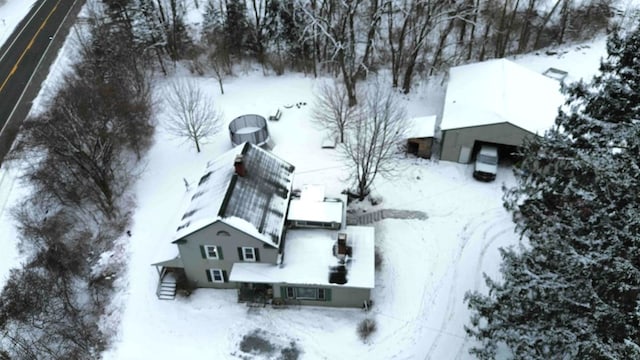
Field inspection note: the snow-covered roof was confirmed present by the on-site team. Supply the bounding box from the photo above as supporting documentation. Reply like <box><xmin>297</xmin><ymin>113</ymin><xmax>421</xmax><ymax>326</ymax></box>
<box><xmin>174</xmin><ymin>143</ymin><xmax>295</xmax><ymax>247</ymax></box>
<box><xmin>287</xmin><ymin>199</ymin><xmax>343</xmax><ymax>224</ymax></box>
<box><xmin>406</xmin><ymin>115</ymin><xmax>436</xmax><ymax>138</ymax></box>
<box><xmin>300</xmin><ymin>184</ymin><xmax>325</xmax><ymax>202</ymax></box>
<box><xmin>229</xmin><ymin>226</ymin><xmax>375</xmax><ymax>289</ymax></box>
<box><xmin>441</xmin><ymin>58</ymin><xmax>565</xmax><ymax>135</ymax></box>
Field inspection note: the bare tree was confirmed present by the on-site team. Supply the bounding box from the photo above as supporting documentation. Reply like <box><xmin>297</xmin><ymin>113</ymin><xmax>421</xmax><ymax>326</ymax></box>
<box><xmin>311</xmin><ymin>79</ymin><xmax>359</xmax><ymax>143</ymax></box>
<box><xmin>341</xmin><ymin>79</ymin><xmax>408</xmax><ymax>200</ymax></box>
<box><xmin>163</xmin><ymin>78</ymin><xmax>224</xmax><ymax>152</ymax></box>
<box><xmin>206</xmin><ymin>47</ymin><xmax>230</xmax><ymax>94</ymax></box>
<box><xmin>302</xmin><ymin>0</ymin><xmax>382</xmax><ymax>106</ymax></box>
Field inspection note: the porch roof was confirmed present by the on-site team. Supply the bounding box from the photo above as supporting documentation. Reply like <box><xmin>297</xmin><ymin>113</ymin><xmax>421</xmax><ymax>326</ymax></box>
<box><xmin>151</xmin><ymin>256</ymin><xmax>184</xmax><ymax>268</ymax></box>
<box><xmin>229</xmin><ymin>226</ymin><xmax>375</xmax><ymax>289</ymax></box>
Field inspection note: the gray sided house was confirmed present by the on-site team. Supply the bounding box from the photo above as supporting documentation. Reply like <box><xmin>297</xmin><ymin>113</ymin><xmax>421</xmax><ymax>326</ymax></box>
<box><xmin>439</xmin><ymin>58</ymin><xmax>564</xmax><ymax>163</ymax></box>
<box><xmin>230</xmin><ymin>226</ymin><xmax>375</xmax><ymax>308</ymax></box>
<box><xmin>153</xmin><ymin>143</ymin><xmax>375</xmax><ymax>308</ymax></box>
<box><xmin>153</xmin><ymin>142</ymin><xmax>294</xmax><ymax>295</ymax></box>
<box><xmin>173</xmin><ymin>221</ymin><xmax>280</xmax><ymax>290</ymax></box>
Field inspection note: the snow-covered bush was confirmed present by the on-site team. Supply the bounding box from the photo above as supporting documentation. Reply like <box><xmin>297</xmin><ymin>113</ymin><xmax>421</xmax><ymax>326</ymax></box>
<box><xmin>357</xmin><ymin>318</ymin><xmax>377</xmax><ymax>343</ymax></box>
<box><xmin>374</xmin><ymin>247</ymin><xmax>383</xmax><ymax>271</ymax></box>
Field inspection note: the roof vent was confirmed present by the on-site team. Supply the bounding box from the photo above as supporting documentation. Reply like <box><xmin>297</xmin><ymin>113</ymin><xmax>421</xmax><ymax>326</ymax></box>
<box><xmin>234</xmin><ymin>154</ymin><xmax>246</xmax><ymax>177</ymax></box>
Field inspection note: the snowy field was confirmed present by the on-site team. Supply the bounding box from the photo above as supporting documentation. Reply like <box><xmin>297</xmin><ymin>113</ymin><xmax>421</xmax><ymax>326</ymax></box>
<box><xmin>0</xmin><ymin>1</ymin><xmax>611</xmax><ymax>358</ymax></box>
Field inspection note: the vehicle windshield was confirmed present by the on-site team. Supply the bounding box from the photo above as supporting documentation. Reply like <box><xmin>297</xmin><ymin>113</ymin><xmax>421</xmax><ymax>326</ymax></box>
<box><xmin>477</xmin><ymin>154</ymin><xmax>497</xmax><ymax>165</ymax></box>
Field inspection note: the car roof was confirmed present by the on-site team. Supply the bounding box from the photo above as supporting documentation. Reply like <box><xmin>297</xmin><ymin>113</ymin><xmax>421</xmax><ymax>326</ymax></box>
<box><xmin>479</xmin><ymin>145</ymin><xmax>498</xmax><ymax>156</ymax></box>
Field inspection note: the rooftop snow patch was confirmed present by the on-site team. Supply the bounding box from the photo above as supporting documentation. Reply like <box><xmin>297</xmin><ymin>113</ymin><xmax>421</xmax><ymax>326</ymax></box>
<box><xmin>229</xmin><ymin>226</ymin><xmax>375</xmax><ymax>288</ymax></box>
<box><xmin>441</xmin><ymin>58</ymin><xmax>565</xmax><ymax>135</ymax></box>
<box><xmin>287</xmin><ymin>198</ymin><xmax>343</xmax><ymax>224</ymax></box>
<box><xmin>406</xmin><ymin>115</ymin><xmax>437</xmax><ymax>138</ymax></box>
<box><xmin>287</xmin><ymin>184</ymin><xmax>343</xmax><ymax>225</ymax></box>
<box><xmin>300</xmin><ymin>184</ymin><xmax>325</xmax><ymax>202</ymax></box>
<box><xmin>174</xmin><ymin>142</ymin><xmax>295</xmax><ymax>247</ymax></box>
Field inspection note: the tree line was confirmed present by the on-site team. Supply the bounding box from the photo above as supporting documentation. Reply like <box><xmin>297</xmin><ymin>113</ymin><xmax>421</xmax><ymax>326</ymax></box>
<box><xmin>0</xmin><ymin>6</ymin><xmax>155</xmax><ymax>358</ymax></box>
<box><xmin>104</xmin><ymin>0</ymin><xmax>620</xmax><ymax>105</ymax></box>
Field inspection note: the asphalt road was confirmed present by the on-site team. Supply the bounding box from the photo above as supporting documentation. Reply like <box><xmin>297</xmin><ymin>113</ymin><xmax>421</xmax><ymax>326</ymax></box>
<box><xmin>0</xmin><ymin>0</ymin><xmax>83</xmax><ymax>167</ymax></box>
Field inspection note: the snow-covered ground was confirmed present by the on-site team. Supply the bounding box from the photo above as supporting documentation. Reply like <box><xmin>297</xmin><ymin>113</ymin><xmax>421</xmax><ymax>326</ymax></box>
<box><xmin>0</xmin><ymin>0</ymin><xmax>610</xmax><ymax>357</ymax></box>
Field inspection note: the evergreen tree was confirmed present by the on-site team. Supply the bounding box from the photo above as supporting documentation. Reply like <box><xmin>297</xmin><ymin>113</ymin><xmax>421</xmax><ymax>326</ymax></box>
<box><xmin>465</xmin><ymin>25</ymin><xmax>640</xmax><ymax>359</ymax></box>
<box><xmin>224</xmin><ymin>0</ymin><xmax>250</xmax><ymax>58</ymax></box>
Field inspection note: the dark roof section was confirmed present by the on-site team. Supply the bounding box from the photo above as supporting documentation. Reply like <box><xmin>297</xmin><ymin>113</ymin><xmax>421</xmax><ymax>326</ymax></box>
<box><xmin>173</xmin><ymin>142</ymin><xmax>295</xmax><ymax>248</ymax></box>
<box><xmin>218</xmin><ymin>143</ymin><xmax>294</xmax><ymax>245</ymax></box>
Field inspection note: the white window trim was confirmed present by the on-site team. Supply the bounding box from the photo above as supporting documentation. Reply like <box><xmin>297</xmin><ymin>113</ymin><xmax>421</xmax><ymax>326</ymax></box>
<box><xmin>242</xmin><ymin>247</ymin><xmax>256</xmax><ymax>262</ymax></box>
<box><xmin>286</xmin><ymin>287</ymin><xmax>295</xmax><ymax>299</ymax></box>
<box><xmin>209</xmin><ymin>268</ymin><xmax>224</xmax><ymax>283</ymax></box>
<box><xmin>204</xmin><ymin>245</ymin><xmax>219</xmax><ymax>259</ymax></box>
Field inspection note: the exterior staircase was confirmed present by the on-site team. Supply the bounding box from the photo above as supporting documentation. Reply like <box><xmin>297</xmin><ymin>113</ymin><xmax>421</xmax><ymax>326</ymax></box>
<box><xmin>347</xmin><ymin>209</ymin><xmax>428</xmax><ymax>225</ymax></box>
<box><xmin>156</xmin><ymin>271</ymin><xmax>177</xmax><ymax>300</ymax></box>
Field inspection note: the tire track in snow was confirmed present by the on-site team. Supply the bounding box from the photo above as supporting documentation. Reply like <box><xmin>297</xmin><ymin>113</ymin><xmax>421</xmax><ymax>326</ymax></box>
<box><xmin>424</xmin><ymin>207</ymin><xmax>504</xmax><ymax>360</ymax></box>
<box><xmin>453</xmin><ymin>224</ymin><xmax>513</xmax><ymax>360</ymax></box>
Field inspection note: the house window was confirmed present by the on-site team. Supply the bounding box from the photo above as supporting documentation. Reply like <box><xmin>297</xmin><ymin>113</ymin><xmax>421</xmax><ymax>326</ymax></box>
<box><xmin>295</xmin><ymin>287</ymin><xmax>317</xmax><ymax>300</ymax></box>
<box><xmin>204</xmin><ymin>245</ymin><xmax>219</xmax><ymax>259</ymax></box>
<box><xmin>208</xmin><ymin>269</ymin><xmax>224</xmax><ymax>283</ymax></box>
<box><xmin>216</xmin><ymin>230</ymin><xmax>230</xmax><ymax>236</ymax></box>
<box><xmin>200</xmin><ymin>245</ymin><xmax>223</xmax><ymax>260</ymax></box>
<box><xmin>242</xmin><ymin>247</ymin><xmax>256</xmax><ymax>261</ymax></box>
<box><xmin>283</xmin><ymin>287</ymin><xmax>330</xmax><ymax>301</ymax></box>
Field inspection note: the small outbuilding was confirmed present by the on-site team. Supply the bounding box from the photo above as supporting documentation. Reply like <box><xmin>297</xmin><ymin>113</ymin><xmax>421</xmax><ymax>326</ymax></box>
<box><xmin>405</xmin><ymin>115</ymin><xmax>436</xmax><ymax>159</ymax></box>
<box><xmin>439</xmin><ymin>59</ymin><xmax>565</xmax><ymax>163</ymax></box>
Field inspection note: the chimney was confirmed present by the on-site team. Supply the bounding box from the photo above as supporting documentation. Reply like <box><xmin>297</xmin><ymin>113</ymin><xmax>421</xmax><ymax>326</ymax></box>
<box><xmin>337</xmin><ymin>233</ymin><xmax>347</xmax><ymax>255</ymax></box>
<box><xmin>234</xmin><ymin>154</ymin><xmax>246</xmax><ymax>177</ymax></box>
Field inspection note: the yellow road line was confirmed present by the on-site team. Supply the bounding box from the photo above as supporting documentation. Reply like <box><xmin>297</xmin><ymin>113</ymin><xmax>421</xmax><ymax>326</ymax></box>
<box><xmin>0</xmin><ymin>0</ymin><xmax>62</xmax><ymax>94</ymax></box>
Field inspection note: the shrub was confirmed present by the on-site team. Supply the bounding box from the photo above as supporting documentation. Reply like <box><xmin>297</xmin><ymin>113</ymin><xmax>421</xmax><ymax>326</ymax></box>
<box><xmin>279</xmin><ymin>341</ymin><xmax>301</xmax><ymax>360</ymax></box>
<box><xmin>357</xmin><ymin>318</ymin><xmax>377</xmax><ymax>342</ymax></box>
<box><xmin>239</xmin><ymin>329</ymin><xmax>275</xmax><ymax>356</ymax></box>
<box><xmin>374</xmin><ymin>247</ymin><xmax>383</xmax><ymax>271</ymax></box>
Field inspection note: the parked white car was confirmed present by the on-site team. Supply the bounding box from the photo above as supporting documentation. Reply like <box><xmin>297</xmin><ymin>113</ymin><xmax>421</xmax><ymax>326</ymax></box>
<box><xmin>473</xmin><ymin>145</ymin><xmax>498</xmax><ymax>181</ymax></box>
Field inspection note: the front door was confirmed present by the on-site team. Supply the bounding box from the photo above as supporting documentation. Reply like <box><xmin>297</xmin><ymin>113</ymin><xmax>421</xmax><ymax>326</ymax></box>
<box><xmin>458</xmin><ymin>146</ymin><xmax>471</xmax><ymax>163</ymax></box>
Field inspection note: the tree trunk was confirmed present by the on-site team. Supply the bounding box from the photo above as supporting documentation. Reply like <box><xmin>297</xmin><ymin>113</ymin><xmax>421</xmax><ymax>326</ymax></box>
<box><xmin>401</xmin><ymin>57</ymin><xmax>417</xmax><ymax>95</ymax></box>
<box><xmin>533</xmin><ymin>0</ymin><xmax>562</xmax><ymax>49</ymax></box>
<box><xmin>479</xmin><ymin>21</ymin><xmax>493</xmax><ymax>61</ymax></box>
<box><xmin>501</xmin><ymin>0</ymin><xmax>521</xmax><ymax>57</ymax></box>
<box><xmin>387</xmin><ymin>1</ymin><xmax>410</xmax><ymax>88</ymax></box>
<box><xmin>558</xmin><ymin>0</ymin><xmax>571</xmax><ymax>45</ymax></box>
<box><xmin>495</xmin><ymin>0</ymin><xmax>510</xmax><ymax>58</ymax></box>
<box><xmin>430</xmin><ymin>16</ymin><xmax>457</xmax><ymax>76</ymax></box>
<box><xmin>518</xmin><ymin>0</ymin><xmax>536</xmax><ymax>52</ymax></box>
<box><xmin>357</xmin><ymin>0</ymin><xmax>381</xmax><ymax>80</ymax></box>
<box><xmin>343</xmin><ymin>69</ymin><xmax>358</xmax><ymax>107</ymax></box>
<box><xmin>466</xmin><ymin>0</ymin><xmax>481</xmax><ymax>60</ymax></box>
